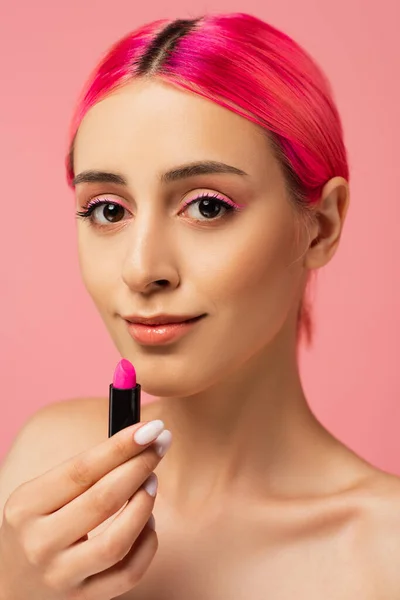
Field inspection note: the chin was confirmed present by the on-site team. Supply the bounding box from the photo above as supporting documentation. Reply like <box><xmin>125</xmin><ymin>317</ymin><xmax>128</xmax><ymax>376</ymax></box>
<box><xmin>126</xmin><ymin>352</ymin><xmax>217</xmax><ymax>398</ymax></box>
<box><xmin>114</xmin><ymin>330</ymin><xmax>239</xmax><ymax>397</ymax></box>
<box><xmin>139</xmin><ymin>377</ymin><xmax>203</xmax><ymax>398</ymax></box>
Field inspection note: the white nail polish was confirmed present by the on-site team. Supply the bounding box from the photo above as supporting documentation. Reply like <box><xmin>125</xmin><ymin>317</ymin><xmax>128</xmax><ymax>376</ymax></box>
<box><xmin>134</xmin><ymin>420</ymin><xmax>165</xmax><ymax>445</ymax></box>
<box><xmin>143</xmin><ymin>473</ymin><xmax>158</xmax><ymax>497</ymax></box>
<box><xmin>153</xmin><ymin>430</ymin><xmax>172</xmax><ymax>457</ymax></box>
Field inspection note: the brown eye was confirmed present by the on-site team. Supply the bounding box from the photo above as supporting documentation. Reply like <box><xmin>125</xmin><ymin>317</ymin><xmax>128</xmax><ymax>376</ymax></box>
<box><xmin>197</xmin><ymin>198</ymin><xmax>222</xmax><ymax>219</ymax></box>
<box><xmin>95</xmin><ymin>203</ymin><xmax>125</xmax><ymax>223</ymax></box>
<box><xmin>76</xmin><ymin>200</ymin><xmax>128</xmax><ymax>226</ymax></box>
<box><xmin>182</xmin><ymin>193</ymin><xmax>237</xmax><ymax>221</ymax></box>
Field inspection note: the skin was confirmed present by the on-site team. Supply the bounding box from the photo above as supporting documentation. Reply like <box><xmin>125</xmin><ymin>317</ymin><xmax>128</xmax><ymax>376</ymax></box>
<box><xmin>70</xmin><ymin>79</ymin><xmax>400</xmax><ymax>598</ymax></box>
<box><xmin>1</xmin><ymin>77</ymin><xmax>400</xmax><ymax>598</ymax></box>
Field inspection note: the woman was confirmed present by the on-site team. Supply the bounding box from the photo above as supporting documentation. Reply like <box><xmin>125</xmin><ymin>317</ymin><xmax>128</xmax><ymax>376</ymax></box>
<box><xmin>1</xmin><ymin>11</ymin><xmax>399</xmax><ymax>599</ymax></box>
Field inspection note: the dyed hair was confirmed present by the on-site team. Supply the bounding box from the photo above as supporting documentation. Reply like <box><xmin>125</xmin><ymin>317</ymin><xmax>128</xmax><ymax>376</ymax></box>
<box><xmin>65</xmin><ymin>12</ymin><xmax>349</xmax><ymax>348</ymax></box>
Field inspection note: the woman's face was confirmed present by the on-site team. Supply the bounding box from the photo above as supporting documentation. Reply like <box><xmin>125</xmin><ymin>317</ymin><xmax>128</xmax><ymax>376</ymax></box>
<box><xmin>73</xmin><ymin>79</ymin><xmax>309</xmax><ymax>396</ymax></box>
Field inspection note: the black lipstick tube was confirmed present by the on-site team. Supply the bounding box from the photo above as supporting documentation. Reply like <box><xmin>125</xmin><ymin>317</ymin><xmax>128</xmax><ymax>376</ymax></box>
<box><xmin>108</xmin><ymin>383</ymin><xmax>141</xmax><ymax>437</ymax></box>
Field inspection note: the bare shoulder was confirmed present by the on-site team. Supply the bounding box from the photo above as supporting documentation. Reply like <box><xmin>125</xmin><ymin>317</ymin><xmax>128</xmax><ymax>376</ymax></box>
<box><xmin>3</xmin><ymin>396</ymin><xmax>109</xmax><ymax>466</ymax></box>
<box><xmin>0</xmin><ymin>396</ymin><xmax>158</xmax><ymax>516</ymax></box>
<box><xmin>356</xmin><ymin>469</ymin><xmax>400</xmax><ymax>592</ymax></box>
<box><xmin>0</xmin><ymin>397</ymin><xmax>109</xmax><ymax>519</ymax></box>
<box><xmin>360</xmin><ymin>468</ymin><xmax>400</xmax><ymax>529</ymax></box>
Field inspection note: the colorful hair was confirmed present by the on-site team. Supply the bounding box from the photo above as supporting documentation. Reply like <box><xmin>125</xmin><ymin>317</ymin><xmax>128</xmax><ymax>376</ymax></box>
<box><xmin>66</xmin><ymin>12</ymin><xmax>349</xmax><ymax>347</ymax></box>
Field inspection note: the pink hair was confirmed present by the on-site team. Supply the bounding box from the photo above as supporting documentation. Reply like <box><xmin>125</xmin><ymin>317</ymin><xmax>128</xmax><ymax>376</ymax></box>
<box><xmin>65</xmin><ymin>12</ymin><xmax>349</xmax><ymax>347</ymax></box>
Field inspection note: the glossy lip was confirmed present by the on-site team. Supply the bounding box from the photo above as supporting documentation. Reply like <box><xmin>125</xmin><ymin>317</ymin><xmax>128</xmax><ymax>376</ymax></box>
<box><xmin>123</xmin><ymin>314</ymin><xmax>204</xmax><ymax>326</ymax></box>
<box><xmin>124</xmin><ymin>315</ymin><xmax>205</xmax><ymax>346</ymax></box>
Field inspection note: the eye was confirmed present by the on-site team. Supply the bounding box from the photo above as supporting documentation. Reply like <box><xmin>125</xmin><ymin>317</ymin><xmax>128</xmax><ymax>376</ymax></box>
<box><xmin>76</xmin><ymin>199</ymin><xmax>128</xmax><ymax>225</ymax></box>
<box><xmin>182</xmin><ymin>193</ymin><xmax>239</xmax><ymax>221</ymax></box>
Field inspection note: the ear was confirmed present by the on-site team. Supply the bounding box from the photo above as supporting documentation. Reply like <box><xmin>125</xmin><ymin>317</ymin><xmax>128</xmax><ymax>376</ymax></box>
<box><xmin>304</xmin><ymin>176</ymin><xmax>350</xmax><ymax>270</ymax></box>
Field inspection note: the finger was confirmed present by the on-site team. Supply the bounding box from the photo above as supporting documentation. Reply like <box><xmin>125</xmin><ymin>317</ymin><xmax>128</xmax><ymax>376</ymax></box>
<box><xmin>45</xmin><ymin>445</ymin><xmax>160</xmax><ymax>549</ymax></box>
<box><xmin>52</xmin><ymin>480</ymin><xmax>157</xmax><ymax>585</ymax></box>
<box><xmin>15</xmin><ymin>420</ymin><xmax>165</xmax><ymax>515</ymax></box>
<box><xmin>80</xmin><ymin>525</ymin><xmax>158</xmax><ymax>600</ymax></box>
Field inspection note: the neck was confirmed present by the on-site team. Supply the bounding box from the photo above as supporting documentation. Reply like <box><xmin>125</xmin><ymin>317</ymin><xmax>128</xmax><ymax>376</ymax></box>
<box><xmin>151</xmin><ymin>323</ymin><xmax>365</xmax><ymax>516</ymax></box>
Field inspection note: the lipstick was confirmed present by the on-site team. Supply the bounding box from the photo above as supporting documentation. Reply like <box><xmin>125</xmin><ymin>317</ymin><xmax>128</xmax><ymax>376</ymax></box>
<box><xmin>125</xmin><ymin>315</ymin><xmax>204</xmax><ymax>346</ymax></box>
<box><xmin>108</xmin><ymin>359</ymin><xmax>141</xmax><ymax>437</ymax></box>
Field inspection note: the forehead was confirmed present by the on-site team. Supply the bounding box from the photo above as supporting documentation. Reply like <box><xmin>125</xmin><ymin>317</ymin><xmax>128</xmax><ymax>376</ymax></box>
<box><xmin>73</xmin><ymin>79</ymin><xmax>278</xmax><ymax>182</ymax></box>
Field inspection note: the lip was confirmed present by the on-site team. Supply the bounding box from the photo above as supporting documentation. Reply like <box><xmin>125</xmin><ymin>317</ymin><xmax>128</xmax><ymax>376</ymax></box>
<box><xmin>124</xmin><ymin>314</ymin><xmax>204</xmax><ymax>325</ymax></box>
<box><xmin>124</xmin><ymin>314</ymin><xmax>205</xmax><ymax>346</ymax></box>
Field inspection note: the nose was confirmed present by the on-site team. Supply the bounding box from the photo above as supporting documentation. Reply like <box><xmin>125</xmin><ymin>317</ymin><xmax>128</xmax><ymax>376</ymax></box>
<box><xmin>121</xmin><ymin>212</ymin><xmax>180</xmax><ymax>295</ymax></box>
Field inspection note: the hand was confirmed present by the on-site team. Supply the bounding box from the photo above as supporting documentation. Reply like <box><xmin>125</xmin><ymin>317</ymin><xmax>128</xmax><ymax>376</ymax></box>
<box><xmin>0</xmin><ymin>419</ymin><xmax>171</xmax><ymax>600</ymax></box>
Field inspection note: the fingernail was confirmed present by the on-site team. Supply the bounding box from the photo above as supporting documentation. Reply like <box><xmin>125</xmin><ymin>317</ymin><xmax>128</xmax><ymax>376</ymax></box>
<box><xmin>153</xmin><ymin>430</ymin><xmax>172</xmax><ymax>457</ymax></box>
<box><xmin>147</xmin><ymin>514</ymin><xmax>156</xmax><ymax>530</ymax></box>
<box><xmin>134</xmin><ymin>420</ymin><xmax>164</xmax><ymax>445</ymax></box>
<box><xmin>143</xmin><ymin>473</ymin><xmax>158</xmax><ymax>497</ymax></box>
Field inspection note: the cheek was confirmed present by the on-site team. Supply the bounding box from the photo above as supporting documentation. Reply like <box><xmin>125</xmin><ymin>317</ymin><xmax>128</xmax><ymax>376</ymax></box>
<box><xmin>77</xmin><ymin>231</ymin><xmax>118</xmax><ymax>310</ymax></box>
<box><xmin>235</xmin><ymin>228</ymin><xmax>300</xmax><ymax>301</ymax></box>
<box><xmin>194</xmin><ymin>212</ymin><xmax>304</xmax><ymax>333</ymax></box>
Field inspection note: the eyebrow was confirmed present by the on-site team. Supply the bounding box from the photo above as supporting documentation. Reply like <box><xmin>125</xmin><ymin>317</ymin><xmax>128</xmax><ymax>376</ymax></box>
<box><xmin>71</xmin><ymin>160</ymin><xmax>249</xmax><ymax>187</ymax></box>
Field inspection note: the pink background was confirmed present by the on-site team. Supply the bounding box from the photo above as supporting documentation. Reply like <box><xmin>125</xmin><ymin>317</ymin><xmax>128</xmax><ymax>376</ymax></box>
<box><xmin>0</xmin><ymin>1</ymin><xmax>399</xmax><ymax>469</ymax></box>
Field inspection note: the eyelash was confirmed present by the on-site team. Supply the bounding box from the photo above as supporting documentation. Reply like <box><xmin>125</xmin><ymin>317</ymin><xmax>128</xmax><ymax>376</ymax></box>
<box><xmin>75</xmin><ymin>192</ymin><xmax>242</xmax><ymax>226</ymax></box>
